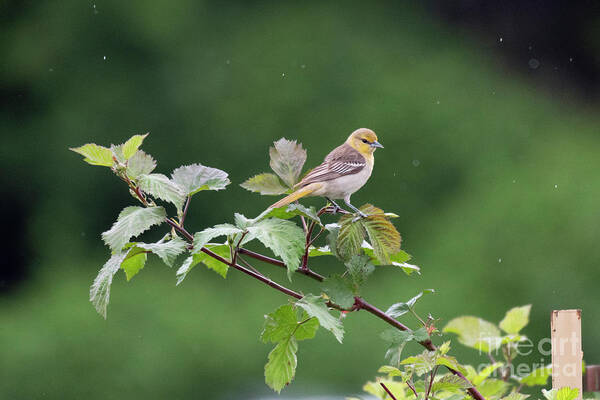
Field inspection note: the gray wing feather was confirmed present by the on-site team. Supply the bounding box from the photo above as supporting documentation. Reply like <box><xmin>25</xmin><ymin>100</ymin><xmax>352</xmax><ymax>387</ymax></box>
<box><xmin>295</xmin><ymin>143</ymin><xmax>365</xmax><ymax>188</ymax></box>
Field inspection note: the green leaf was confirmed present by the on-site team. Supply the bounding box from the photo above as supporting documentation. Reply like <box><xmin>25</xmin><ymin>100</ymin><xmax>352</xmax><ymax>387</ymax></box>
<box><xmin>381</xmin><ymin>329</ymin><xmax>414</xmax><ymax>366</ymax></box>
<box><xmin>433</xmin><ymin>375</ymin><xmax>474</xmax><ymax>393</ymax></box>
<box><xmin>385</xmin><ymin>289</ymin><xmax>435</xmax><ymax>318</ymax></box>
<box><xmin>89</xmin><ymin>252</ymin><xmax>128</xmax><ymax>318</ymax></box>
<box><xmin>245</xmin><ymin>218</ymin><xmax>304</xmax><ymax>279</ymax></box>
<box><xmin>378</xmin><ymin>365</ymin><xmax>406</xmax><ymax>378</ymax></box>
<box><xmin>261</xmin><ymin>304</ymin><xmax>319</xmax><ymax>344</ymax></box>
<box><xmin>412</xmin><ymin>326</ymin><xmax>431</xmax><ymax>342</ymax></box>
<box><xmin>443</xmin><ymin>316</ymin><xmax>502</xmax><ymax>352</ymax></box>
<box><xmin>192</xmin><ymin>224</ymin><xmax>243</xmax><ymax>253</ymax></box>
<box><xmin>321</xmin><ymin>275</ymin><xmax>355</xmax><ymax>308</ymax></box>
<box><xmin>176</xmin><ymin>243</ymin><xmax>230</xmax><ymax>284</ymax></box>
<box><xmin>253</xmin><ymin>203</ymin><xmax>321</xmax><ymax>225</ymax></box>
<box><xmin>362</xmin><ymin>243</ymin><xmax>418</xmax><ymax>275</ymax></box>
<box><xmin>70</xmin><ymin>143</ymin><xmax>114</xmax><ymax>166</ymax></box>
<box><xmin>171</xmin><ymin>163</ymin><xmax>230</xmax><ymax>196</ymax></box>
<box><xmin>240</xmin><ymin>173</ymin><xmax>288</xmax><ymax>195</ymax></box>
<box><xmin>437</xmin><ymin>341</ymin><xmax>451</xmax><ymax>355</ymax></box>
<box><xmin>359</xmin><ymin>204</ymin><xmax>401</xmax><ymax>264</ymax></box>
<box><xmin>473</xmin><ymin>362</ymin><xmax>504</xmax><ymax>385</ymax></box>
<box><xmin>336</xmin><ymin>215</ymin><xmax>365</xmax><ymax>261</ymax></box>
<box><xmin>476</xmin><ymin>378</ymin><xmax>509</xmax><ymax>398</ymax></box>
<box><xmin>401</xmin><ymin>350</ymin><xmax>436</xmax><ymax>375</ymax></box>
<box><xmin>122</xmin><ymin>133</ymin><xmax>149</xmax><ymax>160</ymax></box>
<box><xmin>436</xmin><ymin>355</ymin><xmax>468</xmax><ymax>375</ymax></box>
<box><xmin>101</xmin><ymin>206</ymin><xmax>166</xmax><ymax>253</ymax></box>
<box><xmin>345</xmin><ymin>254</ymin><xmax>375</xmax><ymax>288</ymax></box>
<box><xmin>135</xmin><ymin>236</ymin><xmax>187</xmax><ymax>267</ymax></box>
<box><xmin>296</xmin><ymin>294</ymin><xmax>344</xmax><ymax>343</ymax></box>
<box><xmin>138</xmin><ymin>173</ymin><xmax>186</xmax><ymax>211</ymax></box>
<box><xmin>126</xmin><ymin>150</ymin><xmax>156</xmax><ymax>178</ymax></box>
<box><xmin>363</xmin><ymin>378</ymin><xmax>406</xmax><ymax>399</ymax></box>
<box><xmin>264</xmin><ymin>336</ymin><xmax>298</xmax><ymax>393</ymax></box>
<box><xmin>542</xmin><ymin>387</ymin><xmax>579</xmax><ymax>400</ymax></box>
<box><xmin>269</xmin><ymin>138</ymin><xmax>307</xmax><ymax>187</ymax></box>
<box><xmin>520</xmin><ymin>365</ymin><xmax>551</xmax><ymax>387</ymax></box>
<box><xmin>501</xmin><ymin>393</ymin><xmax>530</xmax><ymax>400</ymax></box>
<box><xmin>120</xmin><ymin>246</ymin><xmax>147</xmax><ymax>281</ymax></box>
<box><xmin>499</xmin><ymin>305</ymin><xmax>532</xmax><ymax>334</ymax></box>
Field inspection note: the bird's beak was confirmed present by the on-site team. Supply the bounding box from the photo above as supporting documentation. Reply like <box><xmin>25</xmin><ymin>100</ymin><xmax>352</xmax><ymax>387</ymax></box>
<box><xmin>371</xmin><ymin>141</ymin><xmax>384</xmax><ymax>149</ymax></box>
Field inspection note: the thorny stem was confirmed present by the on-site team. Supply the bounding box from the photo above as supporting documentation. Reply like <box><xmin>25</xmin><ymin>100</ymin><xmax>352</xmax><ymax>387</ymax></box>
<box><xmin>155</xmin><ymin>198</ymin><xmax>485</xmax><ymax>400</ymax></box>
<box><xmin>380</xmin><ymin>382</ymin><xmax>399</xmax><ymax>400</ymax></box>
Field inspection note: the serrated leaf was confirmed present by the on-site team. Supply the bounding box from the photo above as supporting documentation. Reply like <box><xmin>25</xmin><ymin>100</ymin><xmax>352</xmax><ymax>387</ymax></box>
<box><xmin>476</xmin><ymin>378</ymin><xmax>509</xmax><ymax>398</ymax></box>
<box><xmin>474</xmin><ymin>362</ymin><xmax>504</xmax><ymax>385</ymax></box>
<box><xmin>401</xmin><ymin>350</ymin><xmax>437</xmax><ymax>375</ymax></box>
<box><xmin>264</xmin><ymin>337</ymin><xmax>298</xmax><ymax>393</ymax></box>
<box><xmin>269</xmin><ymin>138</ymin><xmax>307</xmax><ymax>187</ymax></box>
<box><xmin>192</xmin><ymin>224</ymin><xmax>242</xmax><ymax>253</ymax></box>
<box><xmin>253</xmin><ymin>203</ymin><xmax>321</xmax><ymax>225</ymax></box>
<box><xmin>345</xmin><ymin>254</ymin><xmax>375</xmax><ymax>289</ymax></box>
<box><xmin>296</xmin><ymin>294</ymin><xmax>344</xmax><ymax>343</ymax></box>
<box><xmin>101</xmin><ymin>206</ymin><xmax>166</xmax><ymax>253</ymax></box>
<box><xmin>126</xmin><ymin>150</ymin><xmax>156</xmax><ymax>178</ymax></box>
<box><xmin>499</xmin><ymin>305</ymin><xmax>531</xmax><ymax>334</ymax></box>
<box><xmin>362</xmin><ymin>242</ymin><xmax>418</xmax><ymax>275</ymax></box>
<box><xmin>432</xmin><ymin>375</ymin><xmax>473</xmax><ymax>393</ymax></box>
<box><xmin>359</xmin><ymin>204</ymin><xmax>401</xmax><ymax>264</ymax></box>
<box><xmin>443</xmin><ymin>316</ymin><xmax>502</xmax><ymax>352</ymax></box>
<box><xmin>240</xmin><ymin>173</ymin><xmax>288</xmax><ymax>195</ymax></box>
<box><xmin>89</xmin><ymin>252</ymin><xmax>129</xmax><ymax>318</ymax></box>
<box><xmin>542</xmin><ymin>387</ymin><xmax>579</xmax><ymax>400</ymax></box>
<box><xmin>261</xmin><ymin>305</ymin><xmax>319</xmax><ymax>344</ymax></box>
<box><xmin>385</xmin><ymin>289</ymin><xmax>435</xmax><ymax>318</ymax></box>
<box><xmin>176</xmin><ymin>243</ymin><xmax>230</xmax><ymax>284</ymax></box>
<box><xmin>171</xmin><ymin>163</ymin><xmax>230</xmax><ymax>196</ymax></box>
<box><xmin>122</xmin><ymin>133</ymin><xmax>148</xmax><ymax>160</ymax></box>
<box><xmin>336</xmin><ymin>215</ymin><xmax>365</xmax><ymax>261</ymax></box>
<box><xmin>135</xmin><ymin>236</ymin><xmax>187</xmax><ymax>267</ymax></box>
<box><xmin>412</xmin><ymin>326</ymin><xmax>430</xmax><ymax>342</ymax></box>
<box><xmin>70</xmin><ymin>143</ymin><xmax>114</xmax><ymax>166</ymax></box>
<box><xmin>138</xmin><ymin>173</ymin><xmax>186</xmax><ymax>210</ymax></box>
<box><xmin>520</xmin><ymin>365</ymin><xmax>551</xmax><ymax>387</ymax></box>
<box><xmin>245</xmin><ymin>218</ymin><xmax>304</xmax><ymax>280</ymax></box>
<box><xmin>501</xmin><ymin>393</ymin><xmax>530</xmax><ymax>400</ymax></box>
<box><xmin>436</xmin><ymin>355</ymin><xmax>468</xmax><ymax>375</ymax></box>
<box><xmin>321</xmin><ymin>275</ymin><xmax>355</xmax><ymax>308</ymax></box>
<box><xmin>381</xmin><ymin>329</ymin><xmax>414</xmax><ymax>366</ymax></box>
<box><xmin>120</xmin><ymin>246</ymin><xmax>147</xmax><ymax>281</ymax></box>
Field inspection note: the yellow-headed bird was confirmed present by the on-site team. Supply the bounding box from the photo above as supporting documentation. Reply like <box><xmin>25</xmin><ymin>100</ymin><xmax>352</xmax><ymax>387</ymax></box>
<box><xmin>269</xmin><ymin>128</ymin><xmax>383</xmax><ymax>217</ymax></box>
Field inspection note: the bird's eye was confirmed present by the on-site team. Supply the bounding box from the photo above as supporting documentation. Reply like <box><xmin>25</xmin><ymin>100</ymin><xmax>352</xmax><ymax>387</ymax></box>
<box><xmin>361</xmin><ymin>139</ymin><xmax>369</xmax><ymax>144</ymax></box>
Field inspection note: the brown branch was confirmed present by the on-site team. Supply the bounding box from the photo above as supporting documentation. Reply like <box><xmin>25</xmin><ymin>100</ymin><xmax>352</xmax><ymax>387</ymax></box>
<box><xmin>238</xmin><ymin>248</ymin><xmax>326</xmax><ymax>282</ymax></box>
<box><xmin>380</xmin><ymin>382</ymin><xmax>398</xmax><ymax>400</ymax></box>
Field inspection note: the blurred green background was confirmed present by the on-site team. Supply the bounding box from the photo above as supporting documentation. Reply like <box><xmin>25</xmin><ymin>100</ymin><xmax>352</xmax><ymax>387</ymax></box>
<box><xmin>1</xmin><ymin>1</ymin><xmax>599</xmax><ymax>399</ymax></box>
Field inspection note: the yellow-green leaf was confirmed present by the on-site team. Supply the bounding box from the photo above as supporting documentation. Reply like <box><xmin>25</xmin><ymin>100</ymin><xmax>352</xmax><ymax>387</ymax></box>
<box><xmin>70</xmin><ymin>143</ymin><xmax>114</xmax><ymax>166</ymax></box>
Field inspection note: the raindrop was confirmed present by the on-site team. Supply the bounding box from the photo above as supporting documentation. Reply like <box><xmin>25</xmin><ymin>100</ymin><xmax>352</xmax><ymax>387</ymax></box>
<box><xmin>512</xmin><ymin>179</ymin><xmax>516</xmax><ymax>184</ymax></box>
<box><xmin>412</xmin><ymin>159</ymin><xmax>420</xmax><ymax>167</ymax></box>
<box><xmin>498</xmin><ymin>258</ymin><xmax>502</xmax><ymax>263</ymax></box>
<box><xmin>569</xmin><ymin>57</ymin><xmax>573</xmax><ymax>62</ymax></box>
<box><xmin>300</xmin><ymin>64</ymin><xmax>306</xmax><ymax>69</ymax></box>
<box><xmin>528</xmin><ymin>58</ymin><xmax>540</xmax><ymax>69</ymax></box>
<box><xmin>282</xmin><ymin>73</ymin><xmax>285</xmax><ymax>77</ymax></box>
<box><xmin>554</xmin><ymin>184</ymin><xmax>558</xmax><ymax>189</ymax></box>
<box><xmin>103</xmin><ymin>55</ymin><xmax>107</xmax><ymax>61</ymax></box>
<box><xmin>93</xmin><ymin>4</ymin><xmax>98</xmax><ymax>14</ymax></box>
<box><xmin>499</xmin><ymin>37</ymin><xmax>503</xmax><ymax>43</ymax></box>
<box><xmin>48</xmin><ymin>68</ymin><xmax>54</xmax><ymax>72</ymax></box>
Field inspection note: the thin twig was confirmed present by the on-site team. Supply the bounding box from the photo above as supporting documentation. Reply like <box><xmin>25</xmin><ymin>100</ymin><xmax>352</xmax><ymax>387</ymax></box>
<box><xmin>425</xmin><ymin>365</ymin><xmax>439</xmax><ymax>400</ymax></box>
<box><xmin>380</xmin><ymin>382</ymin><xmax>398</xmax><ymax>400</ymax></box>
<box><xmin>406</xmin><ymin>381</ymin><xmax>419</xmax><ymax>399</ymax></box>
<box><xmin>180</xmin><ymin>195</ymin><xmax>191</xmax><ymax>225</ymax></box>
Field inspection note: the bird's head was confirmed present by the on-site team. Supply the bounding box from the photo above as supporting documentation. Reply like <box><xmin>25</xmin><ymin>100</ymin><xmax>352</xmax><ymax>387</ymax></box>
<box><xmin>346</xmin><ymin>128</ymin><xmax>383</xmax><ymax>155</ymax></box>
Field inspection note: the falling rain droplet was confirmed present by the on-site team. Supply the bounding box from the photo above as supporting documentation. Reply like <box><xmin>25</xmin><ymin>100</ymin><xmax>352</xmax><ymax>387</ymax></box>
<box><xmin>282</xmin><ymin>73</ymin><xmax>285</xmax><ymax>77</ymax></box>
<box><xmin>554</xmin><ymin>184</ymin><xmax>558</xmax><ymax>189</ymax></box>
<box><xmin>300</xmin><ymin>64</ymin><xmax>306</xmax><ymax>69</ymax></box>
<box><xmin>436</xmin><ymin>100</ymin><xmax>440</xmax><ymax>105</ymax></box>
<box><xmin>569</xmin><ymin>57</ymin><xmax>573</xmax><ymax>62</ymax></box>
<box><xmin>103</xmin><ymin>56</ymin><xmax>107</xmax><ymax>61</ymax></box>
<box><xmin>498</xmin><ymin>258</ymin><xmax>502</xmax><ymax>263</ymax></box>
<box><xmin>512</xmin><ymin>179</ymin><xmax>516</xmax><ymax>184</ymax></box>
<box><xmin>499</xmin><ymin>37</ymin><xmax>503</xmax><ymax>43</ymax></box>
<box><xmin>412</xmin><ymin>159</ymin><xmax>420</xmax><ymax>167</ymax></box>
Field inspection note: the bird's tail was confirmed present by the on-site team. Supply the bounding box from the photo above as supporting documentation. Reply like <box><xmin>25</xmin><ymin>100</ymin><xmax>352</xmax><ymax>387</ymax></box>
<box><xmin>269</xmin><ymin>183</ymin><xmax>321</xmax><ymax>209</ymax></box>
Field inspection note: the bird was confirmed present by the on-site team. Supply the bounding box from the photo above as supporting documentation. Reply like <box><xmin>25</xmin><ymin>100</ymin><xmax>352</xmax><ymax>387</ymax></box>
<box><xmin>269</xmin><ymin>128</ymin><xmax>383</xmax><ymax>218</ymax></box>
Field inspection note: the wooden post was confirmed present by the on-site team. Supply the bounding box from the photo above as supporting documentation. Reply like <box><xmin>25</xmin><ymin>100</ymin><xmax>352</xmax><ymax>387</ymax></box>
<box><xmin>551</xmin><ymin>309</ymin><xmax>583</xmax><ymax>399</ymax></box>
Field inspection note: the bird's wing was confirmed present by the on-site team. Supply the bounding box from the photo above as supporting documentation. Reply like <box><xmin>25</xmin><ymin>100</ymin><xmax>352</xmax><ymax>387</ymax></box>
<box><xmin>295</xmin><ymin>143</ymin><xmax>366</xmax><ymax>188</ymax></box>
